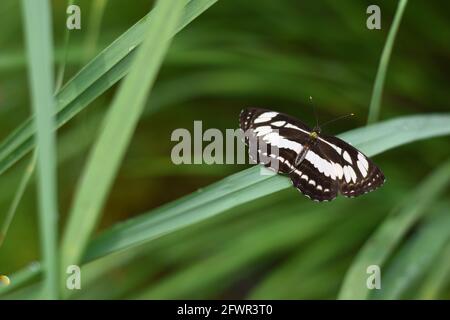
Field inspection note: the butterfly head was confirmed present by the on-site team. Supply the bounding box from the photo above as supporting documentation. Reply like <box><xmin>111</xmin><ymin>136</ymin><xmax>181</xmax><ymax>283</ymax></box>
<box><xmin>310</xmin><ymin>127</ymin><xmax>321</xmax><ymax>139</ymax></box>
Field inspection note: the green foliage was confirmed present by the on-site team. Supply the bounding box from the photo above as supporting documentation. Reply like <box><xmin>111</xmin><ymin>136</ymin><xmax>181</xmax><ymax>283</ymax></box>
<box><xmin>86</xmin><ymin>114</ymin><xmax>450</xmax><ymax>262</ymax></box>
<box><xmin>0</xmin><ymin>0</ymin><xmax>218</xmax><ymax>176</ymax></box>
<box><xmin>339</xmin><ymin>160</ymin><xmax>450</xmax><ymax>299</ymax></box>
<box><xmin>372</xmin><ymin>204</ymin><xmax>450</xmax><ymax>299</ymax></box>
<box><xmin>20</xmin><ymin>0</ymin><xmax>59</xmax><ymax>299</ymax></box>
<box><xmin>60</xmin><ymin>0</ymin><xmax>185</xmax><ymax>296</ymax></box>
<box><xmin>367</xmin><ymin>0</ymin><xmax>408</xmax><ymax>124</ymax></box>
<box><xmin>0</xmin><ymin>0</ymin><xmax>449</xmax><ymax>300</ymax></box>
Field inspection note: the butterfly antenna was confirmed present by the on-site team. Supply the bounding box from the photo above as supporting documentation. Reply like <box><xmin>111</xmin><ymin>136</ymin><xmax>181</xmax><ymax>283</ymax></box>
<box><xmin>319</xmin><ymin>113</ymin><xmax>355</xmax><ymax>129</ymax></box>
<box><xmin>309</xmin><ymin>96</ymin><xmax>319</xmax><ymax>129</ymax></box>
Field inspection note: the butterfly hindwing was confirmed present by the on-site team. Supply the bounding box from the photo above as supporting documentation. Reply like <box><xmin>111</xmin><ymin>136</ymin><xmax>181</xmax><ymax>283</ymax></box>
<box><xmin>289</xmin><ymin>160</ymin><xmax>339</xmax><ymax>201</ymax></box>
<box><xmin>316</xmin><ymin>135</ymin><xmax>385</xmax><ymax>197</ymax></box>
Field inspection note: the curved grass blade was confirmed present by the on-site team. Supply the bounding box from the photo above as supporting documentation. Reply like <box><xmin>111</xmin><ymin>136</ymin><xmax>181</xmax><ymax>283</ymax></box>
<box><xmin>0</xmin><ymin>0</ymin><xmax>219</xmax><ymax>176</ymax></box>
<box><xmin>75</xmin><ymin>198</ymin><xmax>293</xmax><ymax>299</ymax></box>
<box><xmin>1</xmin><ymin>283</ymin><xmax>43</xmax><ymax>300</ymax></box>
<box><xmin>55</xmin><ymin>0</ymin><xmax>75</xmax><ymax>91</ymax></box>
<box><xmin>15</xmin><ymin>192</ymin><xmax>295</xmax><ymax>299</ymax></box>
<box><xmin>370</xmin><ymin>204</ymin><xmax>450</xmax><ymax>299</ymax></box>
<box><xmin>85</xmin><ymin>114</ymin><xmax>450</xmax><ymax>261</ymax></box>
<box><xmin>248</xmin><ymin>207</ymin><xmax>382</xmax><ymax>299</ymax></box>
<box><xmin>21</xmin><ymin>0</ymin><xmax>59</xmax><ymax>299</ymax></box>
<box><xmin>0</xmin><ymin>262</ymin><xmax>41</xmax><ymax>296</ymax></box>
<box><xmin>338</xmin><ymin>159</ymin><xmax>450</xmax><ymax>299</ymax></box>
<box><xmin>60</xmin><ymin>0</ymin><xmax>184</xmax><ymax>294</ymax></box>
<box><xmin>0</xmin><ymin>152</ymin><xmax>36</xmax><ymax>248</ymax></box>
<box><xmin>4</xmin><ymin>114</ymin><xmax>450</xmax><ymax>297</ymax></box>
<box><xmin>367</xmin><ymin>0</ymin><xmax>408</xmax><ymax>124</ymax></box>
<box><xmin>82</xmin><ymin>0</ymin><xmax>108</xmax><ymax>63</ymax></box>
<box><xmin>134</xmin><ymin>207</ymin><xmax>345</xmax><ymax>299</ymax></box>
<box><xmin>416</xmin><ymin>242</ymin><xmax>450</xmax><ymax>299</ymax></box>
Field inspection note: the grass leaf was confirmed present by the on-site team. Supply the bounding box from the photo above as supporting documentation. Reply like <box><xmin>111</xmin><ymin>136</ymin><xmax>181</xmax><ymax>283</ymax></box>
<box><xmin>367</xmin><ymin>0</ymin><xmax>408</xmax><ymax>124</ymax></box>
<box><xmin>135</xmin><ymin>207</ymin><xmax>344</xmax><ymax>299</ymax></box>
<box><xmin>371</xmin><ymin>204</ymin><xmax>450</xmax><ymax>299</ymax></box>
<box><xmin>85</xmin><ymin>114</ymin><xmax>450</xmax><ymax>261</ymax></box>
<box><xmin>416</xmin><ymin>242</ymin><xmax>450</xmax><ymax>299</ymax></box>
<box><xmin>59</xmin><ymin>0</ymin><xmax>184</xmax><ymax>294</ymax></box>
<box><xmin>338</xmin><ymin>159</ymin><xmax>450</xmax><ymax>299</ymax></box>
<box><xmin>0</xmin><ymin>0</ymin><xmax>219</xmax><ymax>176</ymax></box>
<box><xmin>82</xmin><ymin>0</ymin><xmax>108</xmax><ymax>64</ymax></box>
<box><xmin>3</xmin><ymin>114</ymin><xmax>450</xmax><ymax>298</ymax></box>
<box><xmin>21</xmin><ymin>0</ymin><xmax>59</xmax><ymax>299</ymax></box>
<box><xmin>55</xmin><ymin>0</ymin><xmax>75</xmax><ymax>91</ymax></box>
<box><xmin>0</xmin><ymin>152</ymin><xmax>36</xmax><ymax>248</ymax></box>
<box><xmin>248</xmin><ymin>207</ymin><xmax>382</xmax><ymax>299</ymax></box>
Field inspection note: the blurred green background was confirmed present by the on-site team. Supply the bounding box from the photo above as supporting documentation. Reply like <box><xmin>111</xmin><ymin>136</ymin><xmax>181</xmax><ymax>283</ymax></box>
<box><xmin>0</xmin><ymin>0</ymin><xmax>449</xmax><ymax>299</ymax></box>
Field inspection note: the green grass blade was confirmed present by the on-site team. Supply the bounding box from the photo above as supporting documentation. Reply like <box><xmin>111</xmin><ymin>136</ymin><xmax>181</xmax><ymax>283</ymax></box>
<box><xmin>55</xmin><ymin>0</ymin><xmax>216</xmax><ymax>113</ymax></box>
<box><xmin>248</xmin><ymin>208</ymin><xmax>381</xmax><ymax>299</ymax></box>
<box><xmin>0</xmin><ymin>152</ymin><xmax>36</xmax><ymax>248</ymax></box>
<box><xmin>85</xmin><ymin>114</ymin><xmax>450</xmax><ymax>261</ymax></box>
<box><xmin>21</xmin><ymin>0</ymin><xmax>59</xmax><ymax>299</ymax></box>
<box><xmin>338</xmin><ymin>159</ymin><xmax>450</xmax><ymax>300</ymax></box>
<box><xmin>0</xmin><ymin>262</ymin><xmax>41</xmax><ymax>296</ymax></box>
<box><xmin>5</xmin><ymin>193</ymin><xmax>293</xmax><ymax>299</ymax></box>
<box><xmin>416</xmin><ymin>242</ymin><xmax>450</xmax><ymax>299</ymax></box>
<box><xmin>0</xmin><ymin>0</ymin><xmax>219</xmax><ymax>176</ymax></box>
<box><xmin>134</xmin><ymin>208</ymin><xmax>344</xmax><ymax>299</ymax></box>
<box><xmin>371</xmin><ymin>204</ymin><xmax>450</xmax><ymax>299</ymax></box>
<box><xmin>71</xmin><ymin>195</ymin><xmax>311</xmax><ymax>298</ymax></box>
<box><xmin>55</xmin><ymin>0</ymin><xmax>75</xmax><ymax>91</ymax></box>
<box><xmin>367</xmin><ymin>0</ymin><xmax>408</xmax><ymax>124</ymax></box>
<box><xmin>1</xmin><ymin>283</ymin><xmax>43</xmax><ymax>300</ymax></box>
<box><xmin>60</xmin><ymin>0</ymin><xmax>184</xmax><ymax>294</ymax></box>
<box><xmin>82</xmin><ymin>0</ymin><xmax>108</xmax><ymax>63</ymax></box>
<box><xmin>4</xmin><ymin>114</ymin><xmax>450</xmax><ymax>295</ymax></box>
<box><xmin>340</xmin><ymin>114</ymin><xmax>449</xmax><ymax>156</ymax></box>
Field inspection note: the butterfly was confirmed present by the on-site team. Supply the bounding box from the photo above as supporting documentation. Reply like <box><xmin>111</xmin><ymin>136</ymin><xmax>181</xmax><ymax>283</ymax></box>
<box><xmin>239</xmin><ymin>107</ymin><xmax>385</xmax><ymax>202</ymax></box>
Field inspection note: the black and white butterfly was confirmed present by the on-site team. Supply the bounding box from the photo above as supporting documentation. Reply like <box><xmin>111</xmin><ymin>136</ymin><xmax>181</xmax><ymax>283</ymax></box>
<box><xmin>239</xmin><ymin>108</ymin><xmax>385</xmax><ymax>202</ymax></box>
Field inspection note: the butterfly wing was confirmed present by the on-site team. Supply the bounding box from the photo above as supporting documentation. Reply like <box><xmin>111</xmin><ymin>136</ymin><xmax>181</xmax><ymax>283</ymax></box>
<box><xmin>289</xmin><ymin>157</ymin><xmax>339</xmax><ymax>201</ymax></box>
<box><xmin>240</xmin><ymin>108</ymin><xmax>339</xmax><ymax>201</ymax></box>
<box><xmin>239</xmin><ymin>107</ymin><xmax>311</xmax><ymax>173</ymax></box>
<box><xmin>240</xmin><ymin>108</ymin><xmax>312</xmax><ymax>135</ymax></box>
<box><xmin>316</xmin><ymin>134</ymin><xmax>385</xmax><ymax>197</ymax></box>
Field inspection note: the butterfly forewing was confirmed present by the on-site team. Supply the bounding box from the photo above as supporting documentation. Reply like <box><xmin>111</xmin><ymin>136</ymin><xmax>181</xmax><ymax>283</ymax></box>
<box><xmin>240</xmin><ymin>108</ymin><xmax>310</xmax><ymax>172</ymax></box>
<box><xmin>239</xmin><ymin>107</ymin><xmax>385</xmax><ymax>202</ymax></box>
